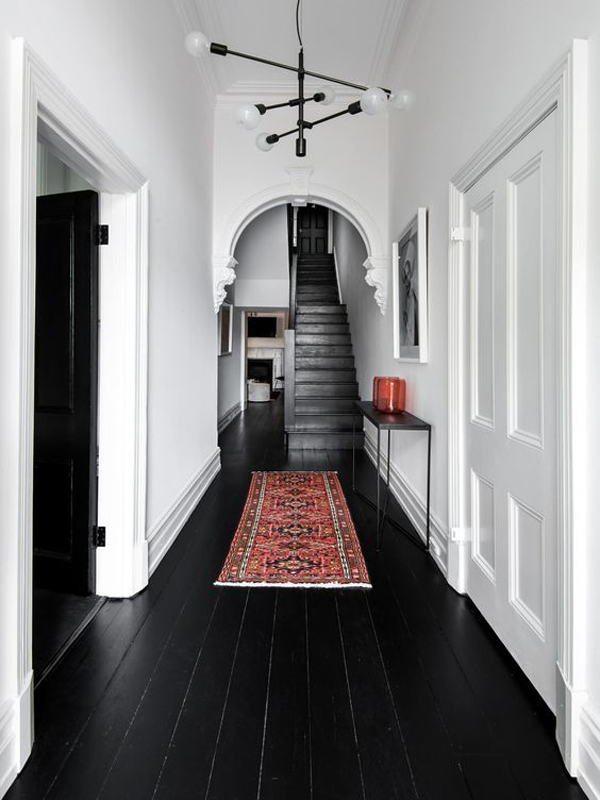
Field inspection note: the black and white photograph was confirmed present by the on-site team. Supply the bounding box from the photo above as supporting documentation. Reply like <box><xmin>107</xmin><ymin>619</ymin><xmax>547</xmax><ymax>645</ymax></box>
<box><xmin>393</xmin><ymin>207</ymin><xmax>429</xmax><ymax>362</ymax></box>
<box><xmin>218</xmin><ymin>300</ymin><xmax>233</xmax><ymax>355</ymax></box>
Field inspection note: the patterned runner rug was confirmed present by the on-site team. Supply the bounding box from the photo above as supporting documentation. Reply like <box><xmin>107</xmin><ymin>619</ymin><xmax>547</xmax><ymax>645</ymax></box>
<box><xmin>216</xmin><ymin>471</ymin><xmax>371</xmax><ymax>588</ymax></box>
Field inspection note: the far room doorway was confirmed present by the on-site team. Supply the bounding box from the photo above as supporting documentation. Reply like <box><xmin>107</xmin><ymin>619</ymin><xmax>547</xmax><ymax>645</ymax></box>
<box><xmin>298</xmin><ymin>203</ymin><xmax>329</xmax><ymax>254</ymax></box>
<box><xmin>33</xmin><ymin>144</ymin><xmax>105</xmax><ymax>686</ymax></box>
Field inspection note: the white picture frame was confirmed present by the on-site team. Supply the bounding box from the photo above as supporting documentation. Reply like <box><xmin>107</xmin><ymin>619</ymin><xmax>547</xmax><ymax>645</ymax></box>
<box><xmin>218</xmin><ymin>301</ymin><xmax>233</xmax><ymax>356</ymax></box>
<box><xmin>393</xmin><ymin>208</ymin><xmax>429</xmax><ymax>362</ymax></box>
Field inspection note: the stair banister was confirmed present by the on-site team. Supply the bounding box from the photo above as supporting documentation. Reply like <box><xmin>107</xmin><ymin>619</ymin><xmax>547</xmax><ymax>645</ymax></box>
<box><xmin>284</xmin><ymin>247</ymin><xmax>298</xmax><ymax>441</ymax></box>
<box><xmin>289</xmin><ymin>248</ymin><xmax>298</xmax><ymax>330</ymax></box>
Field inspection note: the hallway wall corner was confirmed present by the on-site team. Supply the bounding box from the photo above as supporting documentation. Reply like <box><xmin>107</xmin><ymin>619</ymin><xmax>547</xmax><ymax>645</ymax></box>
<box><xmin>147</xmin><ymin>448</ymin><xmax>221</xmax><ymax>577</ymax></box>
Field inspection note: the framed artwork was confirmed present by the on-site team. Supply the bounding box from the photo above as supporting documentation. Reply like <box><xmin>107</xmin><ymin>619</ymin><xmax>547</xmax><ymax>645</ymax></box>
<box><xmin>218</xmin><ymin>301</ymin><xmax>233</xmax><ymax>356</ymax></box>
<box><xmin>392</xmin><ymin>208</ymin><xmax>429</xmax><ymax>362</ymax></box>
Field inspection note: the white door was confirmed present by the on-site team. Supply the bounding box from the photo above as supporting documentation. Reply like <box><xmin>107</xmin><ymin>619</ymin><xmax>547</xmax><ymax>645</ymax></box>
<box><xmin>464</xmin><ymin>111</ymin><xmax>558</xmax><ymax>710</ymax></box>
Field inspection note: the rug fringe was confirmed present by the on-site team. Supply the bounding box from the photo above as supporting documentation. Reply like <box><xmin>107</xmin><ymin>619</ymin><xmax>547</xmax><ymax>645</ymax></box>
<box><xmin>250</xmin><ymin>470</ymin><xmax>338</xmax><ymax>474</ymax></box>
<box><xmin>214</xmin><ymin>580</ymin><xmax>371</xmax><ymax>590</ymax></box>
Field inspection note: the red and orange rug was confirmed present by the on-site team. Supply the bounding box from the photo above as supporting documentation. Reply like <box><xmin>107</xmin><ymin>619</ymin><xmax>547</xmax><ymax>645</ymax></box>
<box><xmin>216</xmin><ymin>471</ymin><xmax>371</xmax><ymax>589</ymax></box>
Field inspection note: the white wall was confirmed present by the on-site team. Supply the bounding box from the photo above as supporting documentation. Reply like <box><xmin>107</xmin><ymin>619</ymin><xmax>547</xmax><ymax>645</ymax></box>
<box><xmin>217</xmin><ymin>283</ymin><xmax>243</xmax><ymax>422</ymax></box>
<box><xmin>0</xmin><ymin>0</ymin><xmax>216</xmax><ymax>789</ymax></box>
<box><xmin>333</xmin><ymin>214</ymin><xmax>372</xmax><ymax>389</ymax></box>
<box><xmin>232</xmin><ymin>204</ymin><xmax>289</xmax><ymax>307</ymax></box>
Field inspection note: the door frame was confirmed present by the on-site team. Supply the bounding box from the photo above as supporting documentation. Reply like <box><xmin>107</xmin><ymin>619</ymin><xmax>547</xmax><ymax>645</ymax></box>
<box><xmin>9</xmin><ymin>38</ymin><xmax>149</xmax><ymax>768</ymax></box>
<box><xmin>447</xmin><ymin>41</ymin><xmax>588</xmax><ymax>774</ymax></box>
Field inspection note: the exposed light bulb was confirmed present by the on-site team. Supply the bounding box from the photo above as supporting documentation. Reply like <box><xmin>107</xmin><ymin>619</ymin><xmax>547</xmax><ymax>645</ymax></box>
<box><xmin>360</xmin><ymin>87</ymin><xmax>388</xmax><ymax>116</ymax></box>
<box><xmin>389</xmin><ymin>89</ymin><xmax>415</xmax><ymax>111</ymax></box>
<box><xmin>185</xmin><ymin>30</ymin><xmax>209</xmax><ymax>58</ymax></box>
<box><xmin>235</xmin><ymin>104</ymin><xmax>261</xmax><ymax>131</ymax></box>
<box><xmin>316</xmin><ymin>85</ymin><xmax>336</xmax><ymax>105</ymax></box>
<box><xmin>256</xmin><ymin>133</ymin><xmax>274</xmax><ymax>152</ymax></box>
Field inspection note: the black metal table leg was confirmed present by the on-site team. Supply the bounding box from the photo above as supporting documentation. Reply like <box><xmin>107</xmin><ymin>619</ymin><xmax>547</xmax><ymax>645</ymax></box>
<box><xmin>376</xmin><ymin>427</ymin><xmax>381</xmax><ymax>538</ymax></box>
<box><xmin>351</xmin><ymin>402</ymin><xmax>431</xmax><ymax>554</ymax></box>
<box><xmin>377</xmin><ymin>429</ymin><xmax>392</xmax><ymax>551</ymax></box>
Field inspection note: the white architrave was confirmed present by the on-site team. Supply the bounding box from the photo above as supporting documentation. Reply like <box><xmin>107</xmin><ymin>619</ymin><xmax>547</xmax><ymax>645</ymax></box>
<box><xmin>447</xmin><ymin>41</ymin><xmax>588</xmax><ymax>775</ymax></box>
<box><xmin>9</xmin><ymin>38</ymin><xmax>150</xmax><ymax>768</ymax></box>
<box><xmin>213</xmin><ymin>172</ymin><xmax>388</xmax><ymax>313</ymax></box>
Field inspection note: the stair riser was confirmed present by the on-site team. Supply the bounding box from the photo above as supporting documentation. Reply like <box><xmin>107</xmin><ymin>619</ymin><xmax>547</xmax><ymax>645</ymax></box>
<box><xmin>296</xmin><ymin>267</ymin><xmax>335</xmax><ymax>279</ymax></box>
<box><xmin>296</xmin><ymin>305</ymin><xmax>346</xmax><ymax>314</ymax></box>
<box><xmin>294</xmin><ymin>415</ymin><xmax>362</xmax><ymax>431</ymax></box>
<box><xmin>297</xmin><ymin>291</ymin><xmax>339</xmax><ymax>299</ymax></box>
<box><xmin>295</xmin><ymin>324</ymin><xmax>349</xmax><ymax>335</ymax></box>
<box><xmin>295</xmin><ymin>299</ymin><xmax>340</xmax><ymax>305</ymax></box>
<box><xmin>295</xmin><ymin>356</ymin><xmax>354</xmax><ymax>369</ymax></box>
<box><xmin>297</xmin><ymin>268</ymin><xmax>336</xmax><ymax>273</ymax></box>
<box><xmin>296</xmin><ymin>369</ymin><xmax>356</xmax><ymax>382</ymax></box>
<box><xmin>296</xmin><ymin>315</ymin><xmax>347</xmax><ymax>325</ymax></box>
<box><xmin>296</xmin><ymin>383</ymin><xmax>359</xmax><ymax>398</ymax></box>
<box><xmin>297</xmin><ymin>281</ymin><xmax>337</xmax><ymax>287</ymax></box>
<box><xmin>295</xmin><ymin>345</ymin><xmax>353</xmax><ymax>357</ymax></box>
<box><xmin>296</xmin><ymin>334</ymin><xmax>351</xmax><ymax>345</ymax></box>
<box><xmin>286</xmin><ymin>432</ymin><xmax>364</xmax><ymax>450</ymax></box>
<box><xmin>295</xmin><ymin>398</ymin><xmax>359</xmax><ymax>413</ymax></box>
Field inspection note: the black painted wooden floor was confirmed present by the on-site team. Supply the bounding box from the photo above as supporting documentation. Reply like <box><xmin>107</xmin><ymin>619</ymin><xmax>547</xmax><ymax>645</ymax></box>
<box><xmin>7</xmin><ymin>396</ymin><xmax>584</xmax><ymax>799</ymax></box>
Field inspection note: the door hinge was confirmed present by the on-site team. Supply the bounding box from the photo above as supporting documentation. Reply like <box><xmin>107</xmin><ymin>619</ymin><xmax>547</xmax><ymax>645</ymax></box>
<box><xmin>450</xmin><ymin>226</ymin><xmax>471</xmax><ymax>242</ymax></box>
<box><xmin>93</xmin><ymin>525</ymin><xmax>106</xmax><ymax>547</ymax></box>
<box><xmin>450</xmin><ymin>526</ymin><xmax>470</xmax><ymax>543</ymax></box>
<box><xmin>95</xmin><ymin>224</ymin><xmax>109</xmax><ymax>246</ymax></box>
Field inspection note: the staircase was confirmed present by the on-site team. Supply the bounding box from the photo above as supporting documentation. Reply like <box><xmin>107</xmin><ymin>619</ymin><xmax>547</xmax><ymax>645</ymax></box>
<box><xmin>286</xmin><ymin>253</ymin><xmax>363</xmax><ymax>449</ymax></box>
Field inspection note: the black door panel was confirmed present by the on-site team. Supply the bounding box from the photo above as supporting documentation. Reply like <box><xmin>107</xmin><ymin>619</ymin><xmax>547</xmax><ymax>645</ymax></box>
<box><xmin>34</xmin><ymin>190</ymin><xmax>99</xmax><ymax>595</ymax></box>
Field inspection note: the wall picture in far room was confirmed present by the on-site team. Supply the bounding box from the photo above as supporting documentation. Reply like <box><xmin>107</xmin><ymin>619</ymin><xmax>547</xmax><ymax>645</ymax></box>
<box><xmin>393</xmin><ymin>207</ymin><xmax>428</xmax><ymax>362</ymax></box>
<box><xmin>218</xmin><ymin>301</ymin><xmax>233</xmax><ymax>356</ymax></box>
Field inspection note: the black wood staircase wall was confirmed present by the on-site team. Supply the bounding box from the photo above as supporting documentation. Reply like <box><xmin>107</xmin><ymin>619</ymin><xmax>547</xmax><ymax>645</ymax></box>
<box><xmin>285</xmin><ymin>253</ymin><xmax>364</xmax><ymax>449</ymax></box>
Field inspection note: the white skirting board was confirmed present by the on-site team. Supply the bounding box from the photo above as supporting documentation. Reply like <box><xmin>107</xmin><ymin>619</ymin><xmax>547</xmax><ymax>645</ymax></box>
<box><xmin>218</xmin><ymin>402</ymin><xmax>242</xmax><ymax>434</ymax></box>
<box><xmin>0</xmin><ymin>701</ymin><xmax>16</xmax><ymax>800</ymax></box>
<box><xmin>147</xmin><ymin>448</ymin><xmax>221</xmax><ymax>576</ymax></box>
<box><xmin>579</xmin><ymin>706</ymin><xmax>600</xmax><ymax>799</ymax></box>
<box><xmin>363</xmin><ymin>430</ymin><xmax>448</xmax><ymax>575</ymax></box>
<box><xmin>0</xmin><ymin>672</ymin><xmax>33</xmax><ymax>800</ymax></box>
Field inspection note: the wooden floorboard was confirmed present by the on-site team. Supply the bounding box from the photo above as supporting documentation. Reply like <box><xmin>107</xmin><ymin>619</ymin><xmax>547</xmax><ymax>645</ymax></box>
<box><xmin>6</xmin><ymin>396</ymin><xmax>585</xmax><ymax>800</ymax></box>
<box><xmin>259</xmin><ymin>590</ymin><xmax>312</xmax><ymax>800</ymax></box>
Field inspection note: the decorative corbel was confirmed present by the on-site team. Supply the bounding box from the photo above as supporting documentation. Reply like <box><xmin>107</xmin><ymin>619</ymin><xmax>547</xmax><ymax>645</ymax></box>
<box><xmin>213</xmin><ymin>255</ymin><xmax>238</xmax><ymax>313</ymax></box>
<box><xmin>363</xmin><ymin>256</ymin><xmax>388</xmax><ymax>314</ymax></box>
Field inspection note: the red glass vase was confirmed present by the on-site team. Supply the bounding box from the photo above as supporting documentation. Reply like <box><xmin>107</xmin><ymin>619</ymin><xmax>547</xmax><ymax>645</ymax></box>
<box><xmin>373</xmin><ymin>377</ymin><xmax>406</xmax><ymax>414</ymax></box>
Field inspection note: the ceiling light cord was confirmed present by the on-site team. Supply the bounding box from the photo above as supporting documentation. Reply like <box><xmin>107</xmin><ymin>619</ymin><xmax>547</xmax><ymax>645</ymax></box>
<box><xmin>296</xmin><ymin>0</ymin><xmax>303</xmax><ymax>49</ymax></box>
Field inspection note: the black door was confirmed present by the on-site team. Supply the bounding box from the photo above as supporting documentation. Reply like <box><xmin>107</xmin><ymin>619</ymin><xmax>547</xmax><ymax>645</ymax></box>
<box><xmin>34</xmin><ymin>190</ymin><xmax>99</xmax><ymax>595</ymax></box>
<box><xmin>298</xmin><ymin>205</ymin><xmax>328</xmax><ymax>255</ymax></box>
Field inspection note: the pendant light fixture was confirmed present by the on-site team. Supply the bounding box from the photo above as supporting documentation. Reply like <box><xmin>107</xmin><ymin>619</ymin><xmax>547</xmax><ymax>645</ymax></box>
<box><xmin>185</xmin><ymin>0</ymin><xmax>413</xmax><ymax>158</ymax></box>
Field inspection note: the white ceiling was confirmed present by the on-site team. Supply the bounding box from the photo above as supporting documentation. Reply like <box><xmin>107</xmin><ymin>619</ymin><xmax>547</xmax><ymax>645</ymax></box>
<box><xmin>184</xmin><ymin>0</ymin><xmax>408</xmax><ymax>96</ymax></box>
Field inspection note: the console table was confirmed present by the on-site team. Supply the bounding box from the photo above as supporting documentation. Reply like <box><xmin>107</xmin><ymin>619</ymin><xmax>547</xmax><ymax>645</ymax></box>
<box><xmin>352</xmin><ymin>401</ymin><xmax>432</xmax><ymax>552</ymax></box>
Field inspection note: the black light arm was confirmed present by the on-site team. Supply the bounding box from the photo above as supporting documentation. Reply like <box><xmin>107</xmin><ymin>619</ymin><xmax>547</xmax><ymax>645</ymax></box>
<box><xmin>209</xmin><ymin>42</ymin><xmax>391</xmax><ymax>95</ymax></box>
<box><xmin>256</xmin><ymin>92</ymin><xmax>327</xmax><ymax>115</ymax></box>
<box><xmin>264</xmin><ymin>101</ymin><xmax>364</xmax><ymax>147</ymax></box>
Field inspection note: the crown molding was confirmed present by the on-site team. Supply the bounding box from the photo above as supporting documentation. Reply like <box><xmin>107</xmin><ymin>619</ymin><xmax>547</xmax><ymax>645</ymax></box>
<box><xmin>383</xmin><ymin>0</ymin><xmax>434</xmax><ymax>85</ymax></box>
<box><xmin>367</xmin><ymin>0</ymin><xmax>408</xmax><ymax>85</ymax></box>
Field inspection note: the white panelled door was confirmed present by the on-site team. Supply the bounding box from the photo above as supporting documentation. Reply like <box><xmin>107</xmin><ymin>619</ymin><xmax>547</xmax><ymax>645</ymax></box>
<box><xmin>464</xmin><ymin>112</ymin><xmax>558</xmax><ymax>710</ymax></box>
